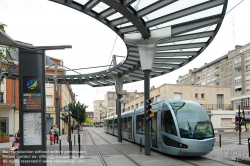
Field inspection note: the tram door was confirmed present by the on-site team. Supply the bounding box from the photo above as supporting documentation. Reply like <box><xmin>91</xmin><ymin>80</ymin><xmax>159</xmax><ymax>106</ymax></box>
<box><xmin>151</xmin><ymin>111</ymin><xmax>158</xmax><ymax>149</ymax></box>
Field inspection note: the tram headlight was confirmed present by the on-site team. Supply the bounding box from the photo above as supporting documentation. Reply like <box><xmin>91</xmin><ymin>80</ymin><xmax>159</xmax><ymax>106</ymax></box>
<box><xmin>179</xmin><ymin>143</ymin><xmax>188</xmax><ymax>149</ymax></box>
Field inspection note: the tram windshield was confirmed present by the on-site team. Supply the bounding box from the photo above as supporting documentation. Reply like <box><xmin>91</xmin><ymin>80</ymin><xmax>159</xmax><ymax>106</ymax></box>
<box><xmin>169</xmin><ymin>100</ymin><xmax>214</xmax><ymax>139</ymax></box>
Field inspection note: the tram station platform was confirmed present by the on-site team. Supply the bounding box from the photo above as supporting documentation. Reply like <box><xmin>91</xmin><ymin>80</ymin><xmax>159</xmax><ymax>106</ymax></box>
<box><xmin>0</xmin><ymin>128</ymin><xmax>249</xmax><ymax>166</ymax></box>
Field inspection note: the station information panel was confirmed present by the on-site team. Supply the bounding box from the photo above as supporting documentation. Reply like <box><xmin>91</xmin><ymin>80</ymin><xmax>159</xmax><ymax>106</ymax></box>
<box><xmin>22</xmin><ymin>77</ymin><xmax>42</xmax><ymax>110</ymax></box>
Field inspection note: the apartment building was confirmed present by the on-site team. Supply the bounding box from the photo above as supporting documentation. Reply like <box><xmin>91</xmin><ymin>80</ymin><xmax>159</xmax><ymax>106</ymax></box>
<box><xmin>0</xmin><ymin>46</ymin><xmax>75</xmax><ymax>135</ymax></box>
<box><xmin>93</xmin><ymin>90</ymin><xmax>144</xmax><ymax>121</ymax></box>
<box><xmin>177</xmin><ymin>43</ymin><xmax>250</xmax><ymax>109</ymax></box>
<box><xmin>124</xmin><ymin>84</ymin><xmax>233</xmax><ymax>129</ymax></box>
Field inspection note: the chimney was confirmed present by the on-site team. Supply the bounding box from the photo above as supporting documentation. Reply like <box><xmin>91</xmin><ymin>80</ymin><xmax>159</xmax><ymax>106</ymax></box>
<box><xmin>189</xmin><ymin>69</ymin><xmax>192</xmax><ymax>73</ymax></box>
<box><xmin>204</xmin><ymin>63</ymin><xmax>207</xmax><ymax>66</ymax></box>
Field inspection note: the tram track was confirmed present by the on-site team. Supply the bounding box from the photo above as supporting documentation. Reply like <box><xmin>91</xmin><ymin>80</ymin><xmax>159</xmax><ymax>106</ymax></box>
<box><xmin>87</xmin><ymin>128</ymin><xmax>141</xmax><ymax>166</ymax></box>
<box><xmin>94</xmin><ymin>128</ymin><xmax>237</xmax><ymax>166</ymax></box>
<box><xmin>86</xmin><ymin>129</ymin><xmax>107</xmax><ymax>166</ymax></box>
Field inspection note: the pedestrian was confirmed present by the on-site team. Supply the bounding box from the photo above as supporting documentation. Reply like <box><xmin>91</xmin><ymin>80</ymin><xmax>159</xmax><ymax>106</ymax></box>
<box><xmin>49</xmin><ymin>126</ymin><xmax>54</xmax><ymax>145</ymax></box>
<box><xmin>235</xmin><ymin>121</ymin><xmax>239</xmax><ymax>135</ymax></box>
<box><xmin>54</xmin><ymin>125</ymin><xmax>59</xmax><ymax>144</ymax></box>
<box><xmin>71</xmin><ymin>125</ymin><xmax>73</xmax><ymax>133</ymax></box>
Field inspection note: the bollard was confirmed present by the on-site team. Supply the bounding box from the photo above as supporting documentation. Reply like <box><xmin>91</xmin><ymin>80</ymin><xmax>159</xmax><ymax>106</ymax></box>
<box><xmin>219</xmin><ymin>134</ymin><xmax>221</xmax><ymax>147</ymax></box>
<box><xmin>74</xmin><ymin>135</ymin><xmax>76</xmax><ymax>146</ymax></box>
<box><xmin>69</xmin><ymin>140</ymin><xmax>72</xmax><ymax>159</ymax></box>
<box><xmin>140</xmin><ymin>138</ymin><xmax>142</xmax><ymax>153</ymax></box>
<box><xmin>248</xmin><ymin>138</ymin><xmax>250</xmax><ymax>157</ymax></box>
<box><xmin>78</xmin><ymin>134</ymin><xmax>81</xmax><ymax>157</ymax></box>
<box><xmin>59</xmin><ymin>140</ymin><xmax>61</xmax><ymax>155</ymax></box>
<box><xmin>62</xmin><ymin>128</ymin><xmax>64</xmax><ymax>135</ymax></box>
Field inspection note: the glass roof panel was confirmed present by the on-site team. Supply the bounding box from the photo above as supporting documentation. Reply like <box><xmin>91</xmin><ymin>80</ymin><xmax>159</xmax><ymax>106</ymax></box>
<box><xmin>143</xmin><ymin>0</ymin><xmax>209</xmax><ymax>21</ymax></box>
<box><xmin>180</xmin><ymin>25</ymin><xmax>217</xmax><ymax>35</ymax></box>
<box><xmin>117</xmin><ymin>22</ymin><xmax>133</xmax><ymax>28</ymax></box>
<box><xmin>92</xmin><ymin>2</ymin><xmax>109</xmax><ymax>13</ymax></box>
<box><xmin>107</xmin><ymin>13</ymin><xmax>123</xmax><ymax>21</ymax></box>
<box><xmin>156</xmin><ymin>48</ymin><xmax>200</xmax><ymax>52</ymax></box>
<box><xmin>146</xmin><ymin>5</ymin><xmax>223</xmax><ymax>30</ymax></box>
<box><xmin>74</xmin><ymin>0</ymin><xmax>89</xmax><ymax>5</ymax></box>
<box><xmin>158</xmin><ymin>37</ymin><xmax>210</xmax><ymax>46</ymax></box>
<box><xmin>131</xmin><ymin>0</ymin><xmax>159</xmax><ymax>11</ymax></box>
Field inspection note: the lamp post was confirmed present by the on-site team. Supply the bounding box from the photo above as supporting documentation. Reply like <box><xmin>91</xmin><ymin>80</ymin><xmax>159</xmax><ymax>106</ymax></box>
<box><xmin>100</xmin><ymin>103</ymin><xmax>103</xmax><ymax>127</ymax></box>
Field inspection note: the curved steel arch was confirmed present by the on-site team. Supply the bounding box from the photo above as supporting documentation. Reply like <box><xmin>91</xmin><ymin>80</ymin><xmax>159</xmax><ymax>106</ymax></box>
<box><xmin>3</xmin><ymin>0</ymin><xmax>228</xmax><ymax>87</ymax></box>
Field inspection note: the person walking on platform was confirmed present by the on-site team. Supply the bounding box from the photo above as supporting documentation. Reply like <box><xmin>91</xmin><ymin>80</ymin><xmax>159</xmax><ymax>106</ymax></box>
<box><xmin>49</xmin><ymin>126</ymin><xmax>55</xmax><ymax>145</ymax></box>
<box><xmin>54</xmin><ymin>125</ymin><xmax>59</xmax><ymax>144</ymax></box>
<box><xmin>235</xmin><ymin>121</ymin><xmax>239</xmax><ymax>135</ymax></box>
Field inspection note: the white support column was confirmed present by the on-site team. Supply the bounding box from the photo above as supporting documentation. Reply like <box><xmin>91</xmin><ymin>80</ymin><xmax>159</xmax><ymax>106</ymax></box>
<box><xmin>124</xmin><ymin>27</ymin><xmax>171</xmax><ymax>155</ymax></box>
<box><xmin>109</xmin><ymin>72</ymin><xmax>129</xmax><ymax>142</ymax></box>
<box><xmin>124</xmin><ymin>26</ymin><xmax>171</xmax><ymax>70</ymax></box>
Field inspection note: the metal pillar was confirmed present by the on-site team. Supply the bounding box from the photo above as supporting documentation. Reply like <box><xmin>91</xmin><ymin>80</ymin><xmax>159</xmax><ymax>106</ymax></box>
<box><xmin>54</xmin><ymin>64</ymin><xmax>60</xmax><ymax>135</ymax></box>
<box><xmin>117</xmin><ymin>94</ymin><xmax>122</xmax><ymax>142</ymax></box>
<box><xmin>238</xmin><ymin>105</ymin><xmax>241</xmax><ymax>145</ymax></box>
<box><xmin>78</xmin><ymin>109</ymin><xmax>81</xmax><ymax>157</ymax></box>
<box><xmin>144</xmin><ymin>70</ymin><xmax>151</xmax><ymax>155</ymax></box>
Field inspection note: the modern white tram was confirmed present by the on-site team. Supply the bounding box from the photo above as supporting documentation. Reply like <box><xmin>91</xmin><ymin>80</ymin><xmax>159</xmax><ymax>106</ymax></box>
<box><xmin>104</xmin><ymin>100</ymin><xmax>215</xmax><ymax>156</ymax></box>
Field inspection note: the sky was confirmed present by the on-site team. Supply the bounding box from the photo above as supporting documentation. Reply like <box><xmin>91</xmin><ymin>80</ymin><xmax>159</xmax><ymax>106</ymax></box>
<box><xmin>0</xmin><ymin>0</ymin><xmax>249</xmax><ymax>111</ymax></box>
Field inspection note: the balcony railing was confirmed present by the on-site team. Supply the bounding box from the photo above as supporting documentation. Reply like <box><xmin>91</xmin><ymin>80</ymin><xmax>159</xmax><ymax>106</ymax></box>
<box><xmin>201</xmin><ymin>104</ymin><xmax>234</xmax><ymax>110</ymax></box>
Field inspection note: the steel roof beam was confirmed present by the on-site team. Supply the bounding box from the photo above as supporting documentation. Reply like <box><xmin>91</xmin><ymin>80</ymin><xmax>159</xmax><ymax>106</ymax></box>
<box><xmin>127</xmin><ymin>56</ymin><xmax>139</xmax><ymax>61</ymax></box>
<box><xmin>99</xmin><ymin>7</ymin><xmax>116</xmax><ymax>20</ymax></box>
<box><xmin>119</xmin><ymin>66</ymin><xmax>129</xmax><ymax>71</ymax></box>
<box><xmin>122</xmin><ymin>64</ymin><xmax>134</xmax><ymax>68</ymax></box>
<box><xmin>128</xmin><ymin>76</ymin><xmax>141</xmax><ymax>81</ymax></box>
<box><xmin>65</xmin><ymin>0</ymin><xmax>73</xmax><ymax>6</ymax></box>
<box><xmin>123</xmin><ymin>0</ymin><xmax>137</xmax><ymax>7</ymax></box>
<box><xmin>159</xmin><ymin>31</ymin><xmax>214</xmax><ymax>44</ymax></box>
<box><xmin>154</xmin><ymin>58</ymin><xmax>188</xmax><ymax>63</ymax></box>
<box><xmin>156</xmin><ymin>43</ymin><xmax>206</xmax><ymax>51</ymax></box>
<box><xmin>155</xmin><ymin>52</ymin><xmax>197</xmax><ymax>57</ymax></box>
<box><xmin>128</xmin><ymin>52</ymin><xmax>139</xmax><ymax>56</ymax></box>
<box><xmin>153</xmin><ymin>67</ymin><xmax>171</xmax><ymax>73</ymax></box>
<box><xmin>85</xmin><ymin>0</ymin><xmax>100</xmax><ymax>13</ymax></box>
<box><xmin>119</xmin><ymin>26</ymin><xmax>137</xmax><ymax>34</ymax></box>
<box><xmin>146</xmin><ymin>0</ymin><xmax>225</xmax><ymax>28</ymax></box>
<box><xmin>153</xmin><ymin>63</ymin><xmax>179</xmax><ymax>68</ymax></box>
<box><xmin>172</xmin><ymin>14</ymin><xmax>222</xmax><ymax>36</ymax></box>
<box><xmin>102</xmin><ymin>0</ymin><xmax>150</xmax><ymax>38</ymax></box>
<box><xmin>129</xmin><ymin>73</ymin><xmax>144</xmax><ymax>78</ymax></box>
<box><xmin>125</xmin><ymin>60</ymin><xmax>138</xmax><ymax>65</ymax></box>
<box><xmin>138</xmin><ymin>0</ymin><xmax>177</xmax><ymax>18</ymax></box>
<box><xmin>110</xmin><ymin>17</ymin><xmax>129</xmax><ymax>27</ymax></box>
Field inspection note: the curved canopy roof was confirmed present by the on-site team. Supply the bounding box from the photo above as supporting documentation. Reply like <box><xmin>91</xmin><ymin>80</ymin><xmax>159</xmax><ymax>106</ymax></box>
<box><xmin>4</xmin><ymin>0</ymin><xmax>228</xmax><ymax>87</ymax></box>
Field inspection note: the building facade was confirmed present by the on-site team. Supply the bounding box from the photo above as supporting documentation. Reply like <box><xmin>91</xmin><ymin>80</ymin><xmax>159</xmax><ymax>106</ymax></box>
<box><xmin>177</xmin><ymin>43</ymin><xmax>250</xmax><ymax>109</ymax></box>
<box><xmin>93</xmin><ymin>90</ymin><xmax>144</xmax><ymax>122</ymax></box>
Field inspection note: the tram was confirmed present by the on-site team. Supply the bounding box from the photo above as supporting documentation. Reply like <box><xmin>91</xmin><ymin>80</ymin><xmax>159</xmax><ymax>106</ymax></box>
<box><xmin>104</xmin><ymin>100</ymin><xmax>215</xmax><ymax>156</ymax></box>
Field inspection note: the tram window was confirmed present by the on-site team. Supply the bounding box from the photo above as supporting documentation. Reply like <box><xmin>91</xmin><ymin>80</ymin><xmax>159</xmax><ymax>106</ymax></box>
<box><xmin>127</xmin><ymin>117</ymin><xmax>132</xmax><ymax>132</ymax></box>
<box><xmin>161</xmin><ymin>111</ymin><xmax>177</xmax><ymax>136</ymax></box>
<box><xmin>123</xmin><ymin>118</ymin><xmax>128</xmax><ymax>132</ymax></box>
<box><xmin>108</xmin><ymin>120</ymin><xmax>112</xmax><ymax>129</ymax></box>
<box><xmin>114</xmin><ymin>119</ymin><xmax>117</xmax><ymax>129</ymax></box>
<box><xmin>136</xmin><ymin>114</ymin><xmax>145</xmax><ymax>134</ymax></box>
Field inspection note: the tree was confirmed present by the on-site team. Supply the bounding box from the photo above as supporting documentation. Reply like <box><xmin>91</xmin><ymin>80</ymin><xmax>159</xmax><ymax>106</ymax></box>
<box><xmin>84</xmin><ymin>118</ymin><xmax>93</xmax><ymax>125</ymax></box>
<box><xmin>68</xmin><ymin>101</ymin><xmax>88</xmax><ymax>124</ymax></box>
